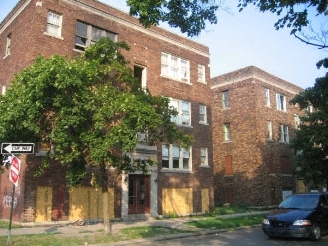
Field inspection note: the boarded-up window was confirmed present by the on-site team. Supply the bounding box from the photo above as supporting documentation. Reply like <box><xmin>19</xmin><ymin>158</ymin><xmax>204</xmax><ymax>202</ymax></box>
<box><xmin>280</xmin><ymin>156</ymin><xmax>292</xmax><ymax>174</ymax></box>
<box><xmin>225</xmin><ymin>155</ymin><xmax>233</xmax><ymax>175</ymax></box>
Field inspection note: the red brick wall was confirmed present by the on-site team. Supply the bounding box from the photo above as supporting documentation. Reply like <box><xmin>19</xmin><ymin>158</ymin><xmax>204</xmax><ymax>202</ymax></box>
<box><xmin>211</xmin><ymin>66</ymin><xmax>303</xmax><ymax>206</ymax></box>
<box><xmin>0</xmin><ymin>0</ymin><xmax>213</xmax><ymax>220</ymax></box>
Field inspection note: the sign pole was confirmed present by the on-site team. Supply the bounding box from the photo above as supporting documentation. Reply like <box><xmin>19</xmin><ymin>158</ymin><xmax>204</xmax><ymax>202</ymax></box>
<box><xmin>7</xmin><ymin>183</ymin><xmax>15</xmax><ymax>245</ymax></box>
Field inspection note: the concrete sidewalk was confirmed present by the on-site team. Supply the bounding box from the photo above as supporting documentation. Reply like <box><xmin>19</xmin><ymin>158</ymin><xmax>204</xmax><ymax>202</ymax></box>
<box><xmin>0</xmin><ymin>211</ymin><xmax>267</xmax><ymax>245</ymax></box>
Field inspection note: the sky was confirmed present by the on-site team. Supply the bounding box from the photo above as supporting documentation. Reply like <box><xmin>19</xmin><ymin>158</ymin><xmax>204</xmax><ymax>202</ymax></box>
<box><xmin>1</xmin><ymin>0</ymin><xmax>327</xmax><ymax>89</ymax></box>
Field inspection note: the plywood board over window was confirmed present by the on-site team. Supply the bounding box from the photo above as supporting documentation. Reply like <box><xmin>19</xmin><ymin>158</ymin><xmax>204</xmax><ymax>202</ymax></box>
<box><xmin>69</xmin><ymin>187</ymin><xmax>114</xmax><ymax>220</ymax></box>
<box><xmin>35</xmin><ymin>186</ymin><xmax>52</xmax><ymax>222</ymax></box>
<box><xmin>162</xmin><ymin>188</ymin><xmax>193</xmax><ymax>215</ymax></box>
<box><xmin>201</xmin><ymin>188</ymin><xmax>209</xmax><ymax>213</ymax></box>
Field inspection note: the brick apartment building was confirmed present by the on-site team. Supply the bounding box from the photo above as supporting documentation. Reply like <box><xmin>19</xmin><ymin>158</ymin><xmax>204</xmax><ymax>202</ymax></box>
<box><xmin>211</xmin><ymin>66</ymin><xmax>304</xmax><ymax>206</ymax></box>
<box><xmin>0</xmin><ymin>0</ymin><xmax>214</xmax><ymax>222</ymax></box>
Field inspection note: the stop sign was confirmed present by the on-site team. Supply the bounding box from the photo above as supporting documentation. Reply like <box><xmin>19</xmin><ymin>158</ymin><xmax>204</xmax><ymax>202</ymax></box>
<box><xmin>9</xmin><ymin>156</ymin><xmax>21</xmax><ymax>186</ymax></box>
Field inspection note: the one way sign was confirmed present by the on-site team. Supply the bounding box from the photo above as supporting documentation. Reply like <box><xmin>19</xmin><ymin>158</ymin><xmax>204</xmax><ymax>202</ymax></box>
<box><xmin>1</xmin><ymin>143</ymin><xmax>35</xmax><ymax>154</ymax></box>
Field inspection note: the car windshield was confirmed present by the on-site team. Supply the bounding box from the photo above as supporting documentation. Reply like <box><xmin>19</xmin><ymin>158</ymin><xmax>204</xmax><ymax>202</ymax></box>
<box><xmin>278</xmin><ymin>195</ymin><xmax>320</xmax><ymax>210</ymax></box>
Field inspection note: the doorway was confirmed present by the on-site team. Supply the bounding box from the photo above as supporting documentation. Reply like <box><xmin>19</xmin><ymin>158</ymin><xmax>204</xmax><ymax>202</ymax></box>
<box><xmin>128</xmin><ymin>175</ymin><xmax>150</xmax><ymax>214</ymax></box>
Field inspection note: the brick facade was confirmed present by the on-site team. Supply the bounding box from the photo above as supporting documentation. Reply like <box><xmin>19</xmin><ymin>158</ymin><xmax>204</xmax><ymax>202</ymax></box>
<box><xmin>211</xmin><ymin>66</ymin><xmax>304</xmax><ymax>206</ymax></box>
<box><xmin>0</xmin><ymin>0</ymin><xmax>214</xmax><ymax>222</ymax></box>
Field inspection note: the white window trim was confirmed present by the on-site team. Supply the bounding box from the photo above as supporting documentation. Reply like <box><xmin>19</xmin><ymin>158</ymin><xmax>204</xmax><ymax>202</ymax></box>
<box><xmin>162</xmin><ymin>144</ymin><xmax>192</xmax><ymax>171</ymax></box>
<box><xmin>276</xmin><ymin>93</ymin><xmax>287</xmax><ymax>111</ymax></box>
<box><xmin>279</xmin><ymin>124</ymin><xmax>289</xmax><ymax>143</ymax></box>
<box><xmin>197</xmin><ymin>64</ymin><xmax>206</xmax><ymax>83</ymax></box>
<box><xmin>45</xmin><ymin>11</ymin><xmax>63</xmax><ymax>38</ymax></box>
<box><xmin>5</xmin><ymin>33</ymin><xmax>11</xmax><ymax>57</ymax></box>
<box><xmin>222</xmin><ymin>90</ymin><xmax>230</xmax><ymax>109</ymax></box>
<box><xmin>169</xmin><ymin>98</ymin><xmax>191</xmax><ymax>126</ymax></box>
<box><xmin>264</xmin><ymin>88</ymin><xmax>270</xmax><ymax>107</ymax></box>
<box><xmin>200</xmin><ymin>147</ymin><xmax>209</xmax><ymax>166</ymax></box>
<box><xmin>223</xmin><ymin>123</ymin><xmax>231</xmax><ymax>142</ymax></box>
<box><xmin>294</xmin><ymin>114</ymin><xmax>300</xmax><ymax>129</ymax></box>
<box><xmin>267</xmin><ymin>121</ymin><xmax>273</xmax><ymax>140</ymax></box>
<box><xmin>161</xmin><ymin>52</ymin><xmax>190</xmax><ymax>83</ymax></box>
<box><xmin>2</xmin><ymin>85</ymin><xmax>6</xmax><ymax>95</ymax></box>
<box><xmin>199</xmin><ymin>104</ymin><xmax>207</xmax><ymax>124</ymax></box>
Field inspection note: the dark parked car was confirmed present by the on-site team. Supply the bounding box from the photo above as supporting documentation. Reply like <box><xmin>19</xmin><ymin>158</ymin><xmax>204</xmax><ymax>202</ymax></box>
<box><xmin>262</xmin><ymin>193</ymin><xmax>328</xmax><ymax>241</ymax></box>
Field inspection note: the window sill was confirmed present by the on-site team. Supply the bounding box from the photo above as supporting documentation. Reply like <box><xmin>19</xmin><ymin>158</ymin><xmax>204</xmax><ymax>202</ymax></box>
<box><xmin>278</xmin><ymin>141</ymin><xmax>290</xmax><ymax>144</ymax></box>
<box><xmin>197</xmin><ymin>80</ymin><xmax>207</xmax><ymax>84</ymax></box>
<box><xmin>199</xmin><ymin>121</ymin><xmax>208</xmax><ymax>125</ymax></box>
<box><xmin>200</xmin><ymin>165</ymin><xmax>210</xmax><ymax>168</ymax></box>
<box><xmin>160</xmin><ymin>75</ymin><xmax>192</xmax><ymax>85</ymax></box>
<box><xmin>161</xmin><ymin>169</ymin><xmax>193</xmax><ymax>173</ymax></box>
<box><xmin>223</xmin><ymin>140</ymin><xmax>232</xmax><ymax>143</ymax></box>
<box><xmin>44</xmin><ymin>32</ymin><xmax>64</xmax><ymax>40</ymax></box>
<box><xmin>3</xmin><ymin>54</ymin><xmax>10</xmax><ymax>60</ymax></box>
<box><xmin>176</xmin><ymin>123</ymin><xmax>193</xmax><ymax>128</ymax></box>
<box><xmin>222</xmin><ymin>107</ymin><xmax>230</xmax><ymax>110</ymax></box>
<box><xmin>267</xmin><ymin>139</ymin><xmax>274</xmax><ymax>142</ymax></box>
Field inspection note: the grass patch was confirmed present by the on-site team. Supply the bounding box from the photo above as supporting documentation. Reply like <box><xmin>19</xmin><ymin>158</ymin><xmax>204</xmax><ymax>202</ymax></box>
<box><xmin>0</xmin><ymin>220</ymin><xmax>22</xmax><ymax>229</ymax></box>
<box><xmin>0</xmin><ymin>226</ymin><xmax>192</xmax><ymax>246</ymax></box>
<box><xmin>186</xmin><ymin>214</ymin><xmax>265</xmax><ymax>230</ymax></box>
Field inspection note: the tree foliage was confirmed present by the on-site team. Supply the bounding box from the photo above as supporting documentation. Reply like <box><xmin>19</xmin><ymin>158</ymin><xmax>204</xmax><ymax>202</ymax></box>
<box><xmin>127</xmin><ymin>0</ymin><xmax>219</xmax><ymax>36</ymax></box>
<box><xmin>0</xmin><ymin>38</ymin><xmax>192</xmax><ymax>231</ymax></box>
<box><xmin>238</xmin><ymin>0</ymin><xmax>328</xmax><ymax>48</ymax></box>
<box><xmin>290</xmin><ymin>60</ymin><xmax>328</xmax><ymax>188</ymax></box>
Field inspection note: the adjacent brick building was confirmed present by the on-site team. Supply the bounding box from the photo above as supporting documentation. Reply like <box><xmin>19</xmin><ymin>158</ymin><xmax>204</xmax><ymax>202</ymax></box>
<box><xmin>211</xmin><ymin>66</ymin><xmax>304</xmax><ymax>206</ymax></box>
<box><xmin>0</xmin><ymin>0</ymin><xmax>214</xmax><ymax>222</ymax></box>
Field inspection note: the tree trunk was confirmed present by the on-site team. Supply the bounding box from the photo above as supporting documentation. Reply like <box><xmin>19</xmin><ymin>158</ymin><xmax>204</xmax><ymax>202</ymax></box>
<box><xmin>100</xmin><ymin>160</ymin><xmax>110</xmax><ymax>233</ymax></box>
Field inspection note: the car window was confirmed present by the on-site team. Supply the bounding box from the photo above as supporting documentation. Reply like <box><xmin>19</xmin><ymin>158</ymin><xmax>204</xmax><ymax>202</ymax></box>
<box><xmin>279</xmin><ymin>195</ymin><xmax>319</xmax><ymax>210</ymax></box>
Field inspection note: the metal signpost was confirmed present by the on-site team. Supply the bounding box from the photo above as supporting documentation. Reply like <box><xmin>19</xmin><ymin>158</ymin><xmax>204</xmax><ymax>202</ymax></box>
<box><xmin>1</xmin><ymin>143</ymin><xmax>34</xmax><ymax>245</ymax></box>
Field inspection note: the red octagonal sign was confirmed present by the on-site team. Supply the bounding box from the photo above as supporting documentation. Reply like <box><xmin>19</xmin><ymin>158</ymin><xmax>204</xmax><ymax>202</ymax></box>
<box><xmin>9</xmin><ymin>156</ymin><xmax>21</xmax><ymax>186</ymax></box>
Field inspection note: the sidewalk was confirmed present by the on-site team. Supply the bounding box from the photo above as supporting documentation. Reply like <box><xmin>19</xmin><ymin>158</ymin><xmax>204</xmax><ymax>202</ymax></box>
<box><xmin>0</xmin><ymin>211</ymin><xmax>267</xmax><ymax>245</ymax></box>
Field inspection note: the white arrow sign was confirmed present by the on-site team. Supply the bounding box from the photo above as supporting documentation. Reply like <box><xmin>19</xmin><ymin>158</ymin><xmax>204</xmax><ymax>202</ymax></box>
<box><xmin>1</xmin><ymin>143</ymin><xmax>34</xmax><ymax>154</ymax></box>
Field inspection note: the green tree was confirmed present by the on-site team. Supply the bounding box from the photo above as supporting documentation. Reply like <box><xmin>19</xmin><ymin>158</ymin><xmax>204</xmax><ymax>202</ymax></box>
<box><xmin>290</xmin><ymin>59</ymin><xmax>328</xmax><ymax>188</ymax></box>
<box><xmin>238</xmin><ymin>0</ymin><xmax>328</xmax><ymax>48</ymax></box>
<box><xmin>0</xmin><ymin>38</ymin><xmax>192</xmax><ymax>232</ymax></box>
<box><xmin>127</xmin><ymin>0</ymin><xmax>219</xmax><ymax>37</ymax></box>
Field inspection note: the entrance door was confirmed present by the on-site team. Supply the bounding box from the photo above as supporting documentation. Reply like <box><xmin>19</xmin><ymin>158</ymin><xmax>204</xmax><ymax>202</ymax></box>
<box><xmin>128</xmin><ymin>175</ymin><xmax>150</xmax><ymax>214</ymax></box>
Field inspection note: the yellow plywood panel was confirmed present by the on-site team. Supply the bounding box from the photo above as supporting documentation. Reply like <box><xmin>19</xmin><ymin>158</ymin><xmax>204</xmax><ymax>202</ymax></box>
<box><xmin>201</xmin><ymin>188</ymin><xmax>209</xmax><ymax>213</ymax></box>
<box><xmin>69</xmin><ymin>187</ymin><xmax>114</xmax><ymax>221</ymax></box>
<box><xmin>162</xmin><ymin>188</ymin><xmax>193</xmax><ymax>215</ymax></box>
<box><xmin>35</xmin><ymin>186</ymin><xmax>52</xmax><ymax>222</ymax></box>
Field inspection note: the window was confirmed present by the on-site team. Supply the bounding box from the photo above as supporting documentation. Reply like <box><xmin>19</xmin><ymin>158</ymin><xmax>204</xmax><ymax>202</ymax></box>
<box><xmin>197</xmin><ymin>64</ymin><xmax>205</xmax><ymax>83</ymax></box>
<box><xmin>199</xmin><ymin>105</ymin><xmax>207</xmax><ymax>124</ymax></box>
<box><xmin>46</xmin><ymin>11</ymin><xmax>62</xmax><ymax>37</ymax></box>
<box><xmin>161</xmin><ymin>52</ymin><xmax>190</xmax><ymax>83</ymax></box>
<box><xmin>75</xmin><ymin>21</ymin><xmax>117</xmax><ymax>51</ymax></box>
<box><xmin>276</xmin><ymin>93</ymin><xmax>286</xmax><ymax>111</ymax></box>
<box><xmin>279</xmin><ymin>124</ymin><xmax>289</xmax><ymax>143</ymax></box>
<box><xmin>5</xmin><ymin>33</ymin><xmax>11</xmax><ymax>56</ymax></box>
<box><xmin>169</xmin><ymin>99</ymin><xmax>191</xmax><ymax>126</ymax></box>
<box><xmin>162</xmin><ymin>144</ymin><xmax>192</xmax><ymax>170</ymax></box>
<box><xmin>306</xmin><ymin>106</ymin><xmax>313</xmax><ymax>113</ymax></box>
<box><xmin>294</xmin><ymin>114</ymin><xmax>300</xmax><ymax>129</ymax></box>
<box><xmin>223</xmin><ymin>123</ymin><xmax>231</xmax><ymax>141</ymax></box>
<box><xmin>264</xmin><ymin>88</ymin><xmax>270</xmax><ymax>107</ymax></box>
<box><xmin>2</xmin><ymin>86</ymin><xmax>6</xmax><ymax>95</ymax></box>
<box><xmin>222</xmin><ymin>90</ymin><xmax>230</xmax><ymax>109</ymax></box>
<box><xmin>267</xmin><ymin>121</ymin><xmax>272</xmax><ymax>140</ymax></box>
<box><xmin>200</xmin><ymin>148</ymin><xmax>208</xmax><ymax>166</ymax></box>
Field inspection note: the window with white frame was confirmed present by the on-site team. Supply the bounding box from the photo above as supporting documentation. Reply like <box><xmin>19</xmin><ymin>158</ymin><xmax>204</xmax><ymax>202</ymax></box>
<box><xmin>223</xmin><ymin>123</ymin><xmax>231</xmax><ymax>141</ymax></box>
<box><xmin>169</xmin><ymin>99</ymin><xmax>191</xmax><ymax>126</ymax></box>
<box><xmin>46</xmin><ymin>11</ymin><xmax>62</xmax><ymax>37</ymax></box>
<box><xmin>162</xmin><ymin>144</ymin><xmax>191</xmax><ymax>170</ymax></box>
<box><xmin>2</xmin><ymin>86</ymin><xmax>6</xmax><ymax>95</ymax></box>
<box><xmin>200</xmin><ymin>147</ymin><xmax>208</xmax><ymax>166</ymax></box>
<box><xmin>294</xmin><ymin>114</ymin><xmax>300</xmax><ymax>129</ymax></box>
<box><xmin>264</xmin><ymin>88</ymin><xmax>270</xmax><ymax>107</ymax></box>
<box><xmin>199</xmin><ymin>104</ymin><xmax>207</xmax><ymax>124</ymax></box>
<box><xmin>279</xmin><ymin>124</ymin><xmax>289</xmax><ymax>143</ymax></box>
<box><xmin>222</xmin><ymin>90</ymin><xmax>230</xmax><ymax>109</ymax></box>
<box><xmin>5</xmin><ymin>33</ymin><xmax>11</xmax><ymax>56</ymax></box>
<box><xmin>161</xmin><ymin>52</ymin><xmax>190</xmax><ymax>83</ymax></box>
<box><xmin>267</xmin><ymin>121</ymin><xmax>273</xmax><ymax>140</ymax></box>
<box><xmin>306</xmin><ymin>106</ymin><xmax>313</xmax><ymax>113</ymax></box>
<box><xmin>75</xmin><ymin>21</ymin><xmax>117</xmax><ymax>51</ymax></box>
<box><xmin>197</xmin><ymin>64</ymin><xmax>205</xmax><ymax>83</ymax></box>
<box><xmin>276</xmin><ymin>93</ymin><xmax>287</xmax><ymax>111</ymax></box>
